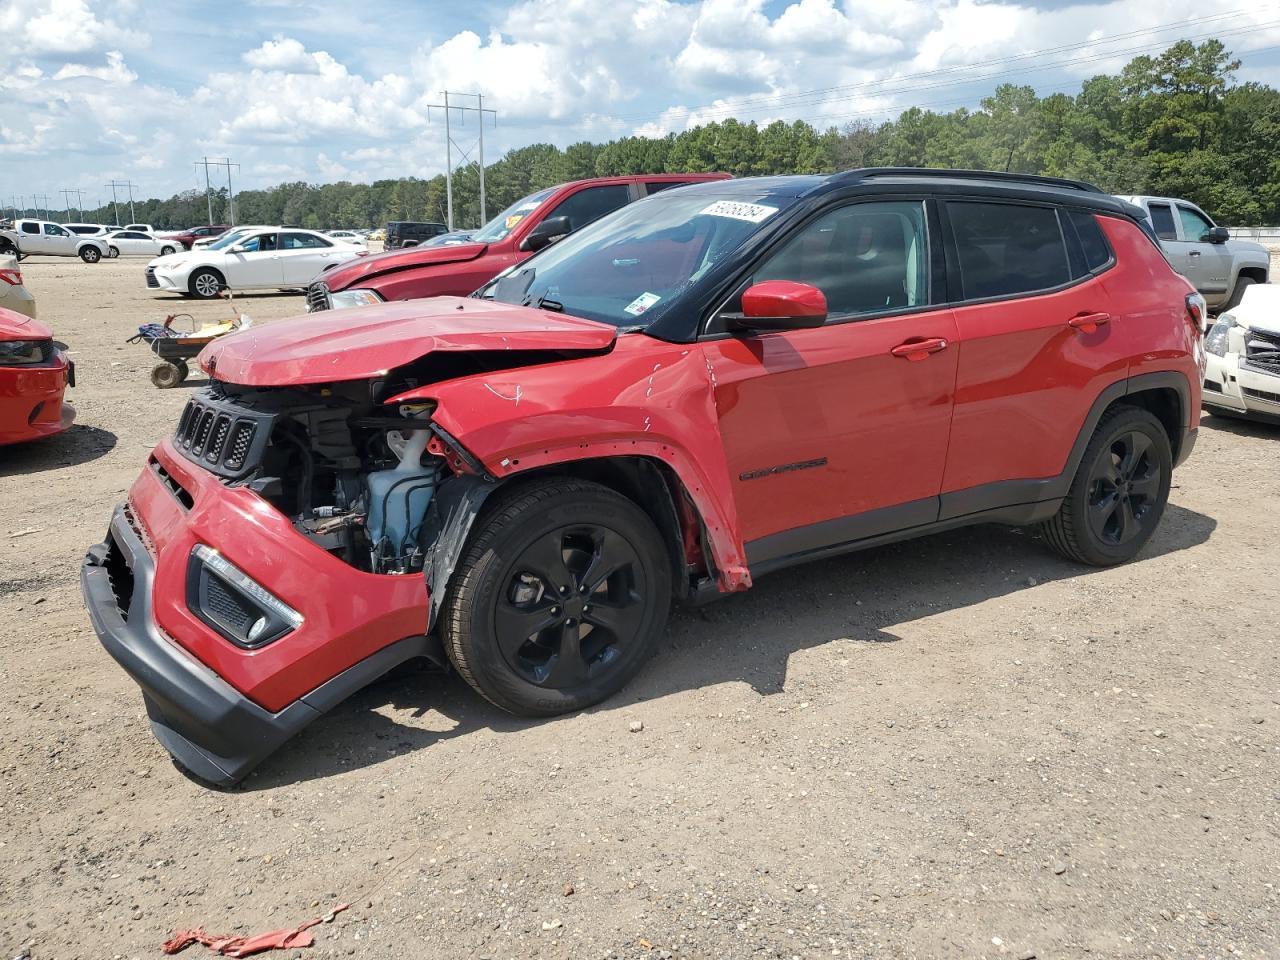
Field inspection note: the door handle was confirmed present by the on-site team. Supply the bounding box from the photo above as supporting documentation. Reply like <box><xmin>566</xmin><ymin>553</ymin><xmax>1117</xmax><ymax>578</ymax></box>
<box><xmin>1188</xmin><ymin>250</ymin><xmax>1202</xmax><ymax>258</ymax></box>
<box><xmin>1068</xmin><ymin>312</ymin><xmax>1111</xmax><ymax>334</ymax></box>
<box><xmin>890</xmin><ymin>337</ymin><xmax>948</xmax><ymax>361</ymax></box>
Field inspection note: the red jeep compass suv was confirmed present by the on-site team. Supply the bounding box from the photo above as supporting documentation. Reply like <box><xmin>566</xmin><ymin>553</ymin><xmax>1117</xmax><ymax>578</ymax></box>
<box><xmin>82</xmin><ymin>169</ymin><xmax>1204</xmax><ymax>784</ymax></box>
<box><xmin>306</xmin><ymin>173</ymin><xmax>731</xmax><ymax>311</ymax></box>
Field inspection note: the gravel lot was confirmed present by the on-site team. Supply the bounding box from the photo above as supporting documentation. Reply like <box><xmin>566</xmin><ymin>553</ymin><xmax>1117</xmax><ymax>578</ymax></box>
<box><xmin>2</xmin><ymin>254</ymin><xmax>1278</xmax><ymax>960</ymax></box>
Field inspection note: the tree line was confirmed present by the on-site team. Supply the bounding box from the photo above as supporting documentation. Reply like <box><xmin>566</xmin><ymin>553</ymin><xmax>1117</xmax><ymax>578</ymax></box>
<box><xmin>58</xmin><ymin>39</ymin><xmax>1280</xmax><ymax>230</ymax></box>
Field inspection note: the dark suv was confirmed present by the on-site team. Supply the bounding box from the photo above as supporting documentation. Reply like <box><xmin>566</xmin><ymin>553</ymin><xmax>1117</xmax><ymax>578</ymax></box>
<box><xmin>83</xmin><ymin>168</ymin><xmax>1204</xmax><ymax>785</ymax></box>
<box><xmin>385</xmin><ymin>221</ymin><xmax>449</xmax><ymax>250</ymax></box>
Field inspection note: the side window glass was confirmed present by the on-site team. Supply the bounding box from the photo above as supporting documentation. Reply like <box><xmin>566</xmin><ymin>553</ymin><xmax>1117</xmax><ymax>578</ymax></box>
<box><xmin>1068</xmin><ymin>211</ymin><xmax>1113</xmax><ymax>272</ymax></box>
<box><xmin>240</xmin><ymin>234</ymin><xmax>270</xmax><ymax>253</ymax></box>
<box><xmin>44</xmin><ymin>223</ymin><xmax>68</xmax><ymax>236</ymax></box>
<box><xmin>645</xmin><ymin>181</ymin><xmax>691</xmax><ymax>195</ymax></box>
<box><xmin>282</xmin><ymin>233</ymin><xmax>330</xmax><ymax>249</ymax></box>
<box><xmin>949</xmin><ymin>201</ymin><xmax>1070</xmax><ymax>300</ymax></box>
<box><xmin>1147</xmin><ymin>203</ymin><xmax>1177</xmax><ymax>240</ymax></box>
<box><xmin>545</xmin><ymin>185</ymin><xmax>631</xmax><ymax>232</ymax></box>
<box><xmin>21</xmin><ymin>222</ymin><xmax>39</xmax><ymax>234</ymax></box>
<box><xmin>1177</xmin><ymin>205</ymin><xmax>1214</xmax><ymax>242</ymax></box>
<box><xmin>753</xmin><ymin>201</ymin><xmax>929</xmax><ymax>317</ymax></box>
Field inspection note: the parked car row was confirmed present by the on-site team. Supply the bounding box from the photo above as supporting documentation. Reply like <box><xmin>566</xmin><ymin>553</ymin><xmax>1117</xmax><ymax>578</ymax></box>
<box><xmin>77</xmin><ymin>167</ymin><xmax>1213</xmax><ymax>786</ymax></box>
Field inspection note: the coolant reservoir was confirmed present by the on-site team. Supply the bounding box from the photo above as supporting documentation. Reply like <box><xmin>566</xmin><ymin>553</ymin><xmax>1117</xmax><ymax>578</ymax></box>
<box><xmin>366</xmin><ymin>429</ymin><xmax>439</xmax><ymax>571</ymax></box>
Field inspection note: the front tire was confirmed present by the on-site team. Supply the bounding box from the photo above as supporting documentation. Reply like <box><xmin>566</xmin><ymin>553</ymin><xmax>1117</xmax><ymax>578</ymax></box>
<box><xmin>79</xmin><ymin>246</ymin><xmax>101</xmax><ymax>263</ymax></box>
<box><xmin>1040</xmin><ymin>405</ymin><xmax>1172</xmax><ymax>566</ymax></box>
<box><xmin>189</xmin><ymin>268</ymin><xmax>225</xmax><ymax>299</ymax></box>
<box><xmin>442</xmin><ymin>478</ymin><xmax>671</xmax><ymax>717</ymax></box>
<box><xmin>1222</xmin><ymin>276</ymin><xmax>1256</xmax><ymax>313</ymax></box>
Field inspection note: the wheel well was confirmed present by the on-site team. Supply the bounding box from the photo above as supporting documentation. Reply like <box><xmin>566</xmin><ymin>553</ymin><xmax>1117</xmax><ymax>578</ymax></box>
<box><xmin>190</xmin><ymin>266</ymin><xmax>226</xmax><ymax>284</ymax></box>
<box><xmin>504</xmin><ymin>456</ymin><xmax>709</xmax><ymax>599</ymax></box>
<box><xmin>1239</xmin><ymin>266</ymin><xmax>1268</xmax><ymax>285</ymax></box>
<box><xmin>1119</xmin><ymin>387</ymin><xmax>1182</xmax><ymax>459</ymax></box>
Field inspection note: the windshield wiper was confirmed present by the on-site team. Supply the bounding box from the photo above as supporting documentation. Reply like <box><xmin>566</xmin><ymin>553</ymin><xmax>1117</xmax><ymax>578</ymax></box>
<box><xmin>520</xmin><ymin>291</ymin><xmax>562</xmax><ymax>312</ymax></box>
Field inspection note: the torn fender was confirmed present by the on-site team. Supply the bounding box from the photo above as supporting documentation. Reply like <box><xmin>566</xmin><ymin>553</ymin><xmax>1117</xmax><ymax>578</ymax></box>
<box><xmin>389</xmin><ymin>335</ymin><xmax>751</xmax><ymax>593</ymax></box>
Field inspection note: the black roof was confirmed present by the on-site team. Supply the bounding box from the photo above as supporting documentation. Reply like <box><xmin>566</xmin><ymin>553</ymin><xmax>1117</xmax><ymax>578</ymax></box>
<box><xmin>664</xmin><ymin>167</ymin><xmax>1144</xmax><ymax>219</ymax></box>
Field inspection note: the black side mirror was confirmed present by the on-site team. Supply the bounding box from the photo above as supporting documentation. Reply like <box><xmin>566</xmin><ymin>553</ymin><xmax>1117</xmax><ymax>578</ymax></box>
<box><xmin>520</xmin><ymin>216</ymin><xmax>572</xmax><ymax>252</ymax></box>
<box><xmin>401</xmin><ymin>239</ymin><xmax>419</xmax><ymax>248</ymax></box>
<box><xmin>1205</xmin><ymin>226</ymin><xmax>1230</xmax><ymax>244</ymax></box>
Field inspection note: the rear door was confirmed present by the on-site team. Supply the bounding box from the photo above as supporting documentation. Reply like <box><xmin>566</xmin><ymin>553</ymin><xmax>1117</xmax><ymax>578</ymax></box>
<box><xmin>703</xmin><ymin>198</ymin><xmax>958</xmax><ymax>562</ymax></box>
<box><xmin>939</xmin><ymin>200</ymin><xmax>1122</xmax><ymax>512</ymax></box>
<box><xmin>278</xmin><ymin>232</ymin><xmax>347</xmax><ymax>284</ymax></box>
<box><xmin>18</xmin><ymin>221</ymin><xmax>47</xmax><ymax>254</ymax></box>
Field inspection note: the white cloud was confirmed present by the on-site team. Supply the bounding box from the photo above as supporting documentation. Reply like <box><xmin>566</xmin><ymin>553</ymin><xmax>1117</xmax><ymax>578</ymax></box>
<box><xmin>242</xmin><ymin>36</ymin><xmax>321</xmax><ymax>73</ymax></box>
<box><xmin>11</xmin><ymin>0</ymin><xmax>147</xmax><ymax>58</ymax></box>
<box><xmin>52</xmin><ymin>50</ymin><xmax>137</xmax><ymax>84</ymax></box>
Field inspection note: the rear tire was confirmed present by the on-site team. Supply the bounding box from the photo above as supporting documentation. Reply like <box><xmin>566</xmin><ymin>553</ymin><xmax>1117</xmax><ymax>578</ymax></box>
<box><xmin>79</xmin><ymin>246</ymin><xmax>101</xmax><ymax>263</ymax></box>
<box><xmin>1222</xmin><ymin>276</ymin><xmax>1256</xmax><ymax>313</ymax></box>
<box><xmin>189</xmin><ymin>268</ymin><xmax>225</xmax><ymax>299</ymax></box>
<box><xmin>107</xmin><ymin>245</ymin><xmax>119</xmax><ymax>259</ymax></box>
<box><xmin>442</xmin><ymin>478</ymin><xmax>671</xmax><ymax>717</ymax></box>
<box><xmin>1039</xmin><ymin>405</ymin><xmax>1172</xmax><ymax>566</ymax></box>
<box><xmin>160</xmin><ymin>245</ymin><xmax>176</xmax><ymax>255</ymax></box>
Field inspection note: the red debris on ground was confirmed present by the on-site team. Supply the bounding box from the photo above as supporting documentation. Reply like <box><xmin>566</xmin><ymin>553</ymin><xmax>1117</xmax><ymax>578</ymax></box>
<box><xmin>162</xmin><ymin>904</ymin><xmax>349</xmax><ymax>957</ymax></box>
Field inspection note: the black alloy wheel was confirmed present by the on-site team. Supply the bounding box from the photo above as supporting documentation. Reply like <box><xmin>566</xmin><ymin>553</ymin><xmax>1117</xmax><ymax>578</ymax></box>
<box><xmin>1041</xmin><ymin>405</ymin><xmax>1172</xmax><ymax>565</ymax></box>
<box><xmin>497</xmin><ymin>525</ymin><xmax>646</xmax><ymax>689</ymax></box>
<box><xmin>443</xmin><ymin>478</ymin><xmax>671</xmax><ymax>716</ymax></box>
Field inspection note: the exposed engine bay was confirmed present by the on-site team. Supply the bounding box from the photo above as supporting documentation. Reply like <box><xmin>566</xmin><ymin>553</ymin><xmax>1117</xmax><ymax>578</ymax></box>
<box><xmin>171</xmin><ymin>375</ymin><xmax>485</xmax><ymax>576</ymax></box>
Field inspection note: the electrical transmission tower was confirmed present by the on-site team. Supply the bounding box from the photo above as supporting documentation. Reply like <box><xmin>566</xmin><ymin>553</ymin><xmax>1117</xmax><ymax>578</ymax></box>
<box><xmin>195</xmin><ymin>157</ymin><xmax>240</xmax><ymax>226</ymax></box>
<box><xmin>425</xmin><ymin>92</ymin><xmax>496</xmax><ymax>230</ymax></box>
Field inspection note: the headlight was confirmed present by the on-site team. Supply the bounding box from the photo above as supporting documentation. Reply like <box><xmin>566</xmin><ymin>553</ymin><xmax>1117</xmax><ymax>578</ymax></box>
<box><xmin>328</xmin><ymin>288</ymin><xmax>384</xmax><ymax>310</ymax></box>
<box><xmin>1205</xmin><ymin>314</ymin><xmax>1236</xmax><ymax>357</ymax></box>
<box><xmin>0</xmin><ymin>340</ymin><xmax>49</xmax><ymax>366</ymax></box>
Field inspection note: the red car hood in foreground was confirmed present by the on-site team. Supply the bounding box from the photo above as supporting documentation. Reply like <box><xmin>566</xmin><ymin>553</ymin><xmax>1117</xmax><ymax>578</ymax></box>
<box><xmin>0</xmin><ymin>308</ymin><xmax>47</xmax><ymax>339</ymax></box>
<box><xmin>198</xmin><ymin>296</ymin><xmax>618</xmax><ymax>387</ymax></box>
<box><xmin>322</xmin><ymin>241</ymin><xmax>488</xmax><ymax>291</ymax></box>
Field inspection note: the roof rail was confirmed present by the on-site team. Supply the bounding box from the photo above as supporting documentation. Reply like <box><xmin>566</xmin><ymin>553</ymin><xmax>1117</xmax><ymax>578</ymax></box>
<box><xmin>837</xmin><ymin>167</ymin><xmax>1104</xmax><ymax>194</ymax></box>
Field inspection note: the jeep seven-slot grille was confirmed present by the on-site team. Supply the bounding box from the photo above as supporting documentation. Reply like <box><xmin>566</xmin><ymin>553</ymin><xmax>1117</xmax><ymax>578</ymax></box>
<box><xmin>174</xmin><ymin>393</ymin><xmax>273</xmax><ymax>480</ymax></box>
<box><xmin>306</xmin><ymin>281</ymin><xmax>330</xmax><ymax>311</ymax></box>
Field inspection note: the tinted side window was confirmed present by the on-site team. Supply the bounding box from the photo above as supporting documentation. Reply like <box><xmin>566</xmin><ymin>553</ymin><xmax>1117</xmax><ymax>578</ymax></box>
<box><xmin>1147</xmin><ymin>203</ymin><xmax>1177</xmax><ymax>240</ymax></box>
<box><xmin>949</xmin><ymin>202</ymin><xmax>1070</xmax><ymax>300</ymax></box>
<box><xmin>20</xmin><ymin>222</ymin><xmax>38</xmax><ymax>234</ymax></box>
<box><xmin>645</xmin><ymin>181</ymin><xmax>693</xmax><ymax>195</ymax></box>
<box><xmin>1069</xmin><ymin>211</ymin><xmax>1113</xmax><ymax>272</ymax></box>
<box><xmin>281</xmin><ymin>232</ymin><xmax>330</xmax><ymax>249</ymax></box>
<box><xmin>1177</xmin><ymin>205</ymin><xmax>1213</xmax><ymax>241</ymax></box>
<box><xmin>546</xmin><ymin>185</ymin><xmax>631</xmax><ymax>231</ymax></box>
<box><xmin>754</xmin><ymin>201</ymin><xmax>929</xmax><ymax>317</ymax></box>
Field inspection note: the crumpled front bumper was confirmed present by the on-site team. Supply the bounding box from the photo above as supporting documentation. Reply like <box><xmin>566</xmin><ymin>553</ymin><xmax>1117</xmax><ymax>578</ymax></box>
<box><xmin>80</xmin><ymin>438</ymin><xmax>432</xmax><ymax>785</ymax></box>
<box><xmin>82</xmin><ymin>505</ymin><xmax>430</xmax><ymax>785</ymax></box>
<box><xmin>1203</xmin><ymin>351</ymin><xmax>1280</xmax><ymax>421</ymax></box>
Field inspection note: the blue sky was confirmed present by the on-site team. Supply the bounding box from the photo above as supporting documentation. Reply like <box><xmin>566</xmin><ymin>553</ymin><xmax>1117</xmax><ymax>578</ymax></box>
<box><xmin>2</xmin><ymin>0</ymin><xmax>1279</xmax><ymax>211</ymax></box>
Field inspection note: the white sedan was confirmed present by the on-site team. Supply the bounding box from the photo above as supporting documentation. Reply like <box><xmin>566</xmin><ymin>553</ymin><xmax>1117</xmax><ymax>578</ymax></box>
<box><xmin>145</xmin><ymin>228</ymin><xmax>367</xmax><ymax>299</ymax></box>
<box><xmin>105</xmin><ymin>230</ymin><xmax>181</xmax><ymax>258</ymax></box>
<box><xmin>326</xmin><ymin>230</ymin><xmax>368</xmax><ymax>250</ymax></box>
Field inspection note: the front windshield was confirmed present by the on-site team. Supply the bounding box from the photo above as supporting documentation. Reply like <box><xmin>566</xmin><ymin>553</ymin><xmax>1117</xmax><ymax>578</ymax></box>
<box><xmin>472</xmin><ymin>188</ymin><xmax>555</xmax><ymax>244</ymax></box>
<box><xmin>206</xmin><ymin>229</ymin><xmax>250</xmax><ymax>251</ymax></box>
<box><xmin>486</xmin><ymin>192</ymin><xmax>795</xmax><ymax>327</ymax></box>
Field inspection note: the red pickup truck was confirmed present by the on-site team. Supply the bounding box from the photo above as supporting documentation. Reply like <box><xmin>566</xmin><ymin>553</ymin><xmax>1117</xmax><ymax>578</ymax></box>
<box><xmin>307</xmin><ymin>173</ymin><xmax>730</xmax><ymax>310</ymax></box>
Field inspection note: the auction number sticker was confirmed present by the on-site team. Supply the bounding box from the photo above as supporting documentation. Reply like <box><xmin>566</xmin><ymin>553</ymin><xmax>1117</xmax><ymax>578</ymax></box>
<box><xmin>700</xmin><ymin>200</ymin><xmax>778</xmax><ymax>223</ymax></box>
<box><xmin>624</xmin><ymin>292</ymin><xmax>662</xmax><ymax>316</ymax></box>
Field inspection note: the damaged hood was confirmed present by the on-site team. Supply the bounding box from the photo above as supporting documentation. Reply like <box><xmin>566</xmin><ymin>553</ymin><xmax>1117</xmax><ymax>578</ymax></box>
<box><xmin>1231</xmin><ymin>282</ymin><xmax>1280</xmax><ymax>335</ymax></box>
<box><xmin>197</xmin><ymin>296</ymin><xmax>618</xmax><ymax>386</ymax></box>
<box><xmin>0</xmin><ymin>306</ymin><xmax>46</xmax><ymax>339</ymax></box>
<box><xmin>321</xmin><ymin>241</ymin><xmax>488</xmax><ymax>291</ymax></box>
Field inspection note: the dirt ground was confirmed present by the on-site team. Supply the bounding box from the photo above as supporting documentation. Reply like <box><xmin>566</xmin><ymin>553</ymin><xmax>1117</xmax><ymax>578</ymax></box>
<box><xmin>2</xmin><ymin>253</ymin><xmax>1278</xmax><ymax>960</ymax></box>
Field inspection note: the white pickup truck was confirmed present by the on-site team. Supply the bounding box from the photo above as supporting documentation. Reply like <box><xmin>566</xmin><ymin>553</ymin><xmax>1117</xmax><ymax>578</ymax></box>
<box><xmin>1118</xmin><ymin>195</ymin><xmax>1270</xmax><ymax>317</ymax></box>
<box><xmin>0</xmin><ymin>219</ymin><xmax>111</xmax><ymax>263</ymax></box>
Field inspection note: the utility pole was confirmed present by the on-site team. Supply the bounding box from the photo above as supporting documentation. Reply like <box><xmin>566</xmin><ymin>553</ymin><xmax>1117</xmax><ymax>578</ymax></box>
<box><xmin>194</xmin><ymin>158</ymin><xmax>239</xmax><ymax>226</ymax></box>
<box><xmin>105</xmin><ymin>180</ymin><xmax>131</xmax><ymax>226</ymax></box>
<box><xmin>196</xmin><ymin>158</ymin><xmax>214</xmax><ymax>225</ymax></box>
<box><xmin>60</xmin><ymin>188</ymin><xmax>83</xmax><ymax>221</ymax></box>
<box><xmin>34</xmin><ymin>194</ymin><xmax>52</xmax><ymax>219</ymax></box>
<box><xmin>425</xmin><ymin>91</ymin><xmax>496</xmax><ymax>230</ymax></box>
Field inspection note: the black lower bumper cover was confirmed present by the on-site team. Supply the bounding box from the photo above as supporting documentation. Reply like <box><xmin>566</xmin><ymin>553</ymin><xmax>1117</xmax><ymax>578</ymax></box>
<box><xmin>81</xmin><ymin>505</ymin><xmax>428</xmax><ymax>786</ymax></box>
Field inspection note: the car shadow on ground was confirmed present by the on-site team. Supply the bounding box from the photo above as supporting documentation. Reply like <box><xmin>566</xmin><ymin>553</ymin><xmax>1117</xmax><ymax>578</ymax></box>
<box><xmin>1199</xmin><ymin>409</ymin><xmax>1280</xmax><ymax>438</ymax></box>
<box><xmin>242</xmin><ymin>503</ymin><xmax>1217</xmax><ymax>790</ymax></box>
<box><xmin>0</xmin><ymin>424</ymin><xmax>117</xmax><ymax>475</ymax></box>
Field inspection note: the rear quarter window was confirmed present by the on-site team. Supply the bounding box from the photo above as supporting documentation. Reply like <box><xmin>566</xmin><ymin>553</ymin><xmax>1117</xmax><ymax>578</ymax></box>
<box><xmin>1067</xmin><ymin>211</ymin><xmax>1114</xmax><ymax>273</ymax></box>
<box><xmin>947</xmin><ymin>201</ymin><xmax>1071</xmax><ymax>300</ymax></box>
<box><xmin>1147</xmin><ymin>203</ymin><xmax>1177</xmax><ymax>240</ymax></box>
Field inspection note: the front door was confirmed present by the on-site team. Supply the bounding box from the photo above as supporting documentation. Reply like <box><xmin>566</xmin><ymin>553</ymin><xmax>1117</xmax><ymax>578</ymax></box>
<box><xmin>702</xmin><ymin>199</ymin><xmax>958</xmax><ymax>566</ymax></box>
<box><xmin>228</xmin><ymin>232</ymin><xmax>283</xmax><ymax>288</ymax></box>
<box><xmin>1174</xmin><ymin>203</ymin><xmax>1233</xmax><ymax>305</ymax></box>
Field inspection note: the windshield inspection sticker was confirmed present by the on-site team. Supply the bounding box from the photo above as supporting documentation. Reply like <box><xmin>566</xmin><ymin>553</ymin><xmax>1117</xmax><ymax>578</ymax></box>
<box><xmin>624</xmin><ymin>292</ymin><xmax>662</xmax><ymax>316</ymax></box>
<box><xmin>700</xmin><ymin>200</ymin><xmax>778</xmax><ymax>223</ymax></box>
